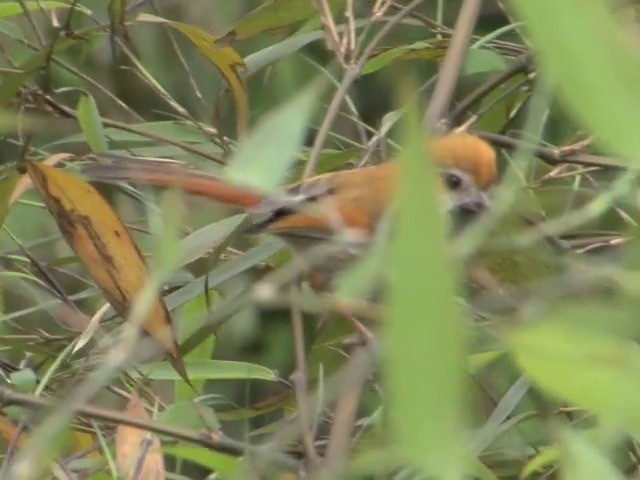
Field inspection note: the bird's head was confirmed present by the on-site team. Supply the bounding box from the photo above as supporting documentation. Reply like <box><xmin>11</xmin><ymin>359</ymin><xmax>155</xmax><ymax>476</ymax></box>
<box><xmin>428</xmin><ymin>133</ymin><xmax>497</xmax><ymax>219</ymax></box>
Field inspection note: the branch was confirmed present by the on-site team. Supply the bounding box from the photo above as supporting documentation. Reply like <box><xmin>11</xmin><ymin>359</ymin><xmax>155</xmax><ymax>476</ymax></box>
<box><xmin>0</xmin><ymin>387</ymin><xmax>300</xmax><ymax>472</ymax></box>
<box><xmin>448</xmin><ymin>53</ymin><xmax>532</xmax><ymax>125</ymax></box>
<box><xmin>477</xmin><ymin>131</ymin><xmax>629</xmax><ymax>170</ymax></box>
<box><xmin>423</xmin><ymin>0</ymin><xmax>483</xmax><ymax>133</ymax></box>
<box><xmin>303</xmin><ymin>0</ymin><xmax>427</xmax><ymax>179</ymax></box>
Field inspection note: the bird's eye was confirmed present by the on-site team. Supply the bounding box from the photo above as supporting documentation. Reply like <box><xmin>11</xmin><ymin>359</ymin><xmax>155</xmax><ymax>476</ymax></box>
<box><xmin>443</xmin><ymin>172</ymin><xmax>463</xmax><ymax>191</ymax></box>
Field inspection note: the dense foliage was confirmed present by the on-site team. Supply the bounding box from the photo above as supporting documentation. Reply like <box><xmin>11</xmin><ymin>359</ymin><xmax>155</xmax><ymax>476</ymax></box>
<box><xmin>2</xmin><ymin>1</ymin><xmax>640</xmax><ymax>479</ymax></box>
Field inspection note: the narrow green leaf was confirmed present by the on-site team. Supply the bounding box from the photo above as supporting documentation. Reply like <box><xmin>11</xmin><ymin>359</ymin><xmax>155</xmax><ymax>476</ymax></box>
<box><xmin>509</xmin><ymin>0</ymin><xmax>640</xmax><ymax>164</ymax></box>
<box><xmin>521</xmin><ymin>446</ymin><xmax>560</xmax><ymax>479</ymax></box>
<box><xmin>157</xmin><ymin>401</ymin><xmax>220</xmax><ymax>430</ymax></box>
<box><xmin>508</xmin><ymin>306</ymin><xmax>640</xmax><ymax>430</ymax></box>
<box><xmin>132</xmin><ymin>360</ymin><xmax>279</xmax><ymax>381</ymax></box>
<box><xmin>224</xmin><ymin>81</ymin><xmax>323</xmax><ymax>192</ymax></box>
<box><xmin>560</xmin><ymin>428</ymin><xmax>625</xmax><ymax>480</ymax></box>
<box><xmin>362</xmin><ymin>41</ymin><xmax>444</xmax><ymax>75</ymax></box>
<box><xmin>76</xmin><ymin>94</ymin><xmax>108</xmax><ymax>153</ymax></box>
<box><xmin>385</xmin><ymin>101</ymin><xmax>465</xmax><ymax>477</ymax></box>
<box><xmin>177</xmin><ymin>214</ymin><xmax>245</xmax><ymax>268</ymax></box>
<box><xmin>0</xmin><ymin>1</ymin><xmax>91</xmax><ymax>18</ymax></box>
<box><xmin>163</xmin><ymin>447</ymin><xmax>239</xmax><ymax>476</ymax></box>
<box><xmin>462</xmin><ymin>48</ymin><xmax>508</xmax><ymax>76</ymax></box>
<box><xmin>49</xmin><ymin>120</ymin><xmax>212</xmax><ymax>146</ymax></box>
<box><xmin>166</xmin><ymin>240</ymin><xmax>283</xmax><ymax>312</ymax></box>
<box><xmin>176</xmin><ymin>289</ymin><xmax>219</xmax><ymax>398</ymax></box>
<box><xmin>244</xmin><ymin>31</ymin><xmax>325</xmax><ymax>74</ymax></box>
<box><xmin>0</xmin><ymin>19</ymin><xmax>23</xmax><ymax>38</ymax></box>
<box><xmin>0</xmin><ymin>38</ymin><xmax>77</xmax><ymax>105</ymax></box>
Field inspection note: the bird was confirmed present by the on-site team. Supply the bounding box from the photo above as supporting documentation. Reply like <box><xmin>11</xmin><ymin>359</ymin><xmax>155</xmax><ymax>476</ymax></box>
<box><xmin>82</xmin><ymin>133</ymin><xmax>498</xmax><ymax>289</ymax></box>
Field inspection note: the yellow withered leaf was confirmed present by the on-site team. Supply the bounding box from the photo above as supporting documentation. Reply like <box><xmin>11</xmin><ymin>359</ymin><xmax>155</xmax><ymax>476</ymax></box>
<box><xmin>0</xmin><ymin>413</ymin><xmax>101</xmax><ymax>460</ymax></box>
<box><xmin>116</xmin><ymin>394</ymin><xmax>165</xmax><ymax>480</ymax></box>
<box><xmin>137</xmin><ymin>14</ymin><xmax>248</xmax><ymax>136</ymax></box>
<box><xmin>25</xmin><ymin>161</ymin><xmax>189</xmax><ymax>383</ymax></box>
<box><xmin>0</xmin><ymin>414</ymin><xmax>27</xmax><ymax>449</ymax></box>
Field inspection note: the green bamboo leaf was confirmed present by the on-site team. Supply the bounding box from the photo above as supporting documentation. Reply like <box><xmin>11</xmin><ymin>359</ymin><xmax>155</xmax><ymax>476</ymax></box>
<box><xmin>176</xmin><ymin>214</ymin><xmax>246</xmax><ymax>268</ymax></box>
<box><xmin>560</xmin><ymin>428</ymin><xmax>625</xmax><ymax>480</ymax></box>
<box><xmin>521</xmin><ymin>446</ymin><xmax>560</xmax><ymax>479</ymax></box>
<box><xmin>176</xmin><ymin>290</ymin><xmax>219</xmax><ymax>398</ymax></box>
<box><xmin>509</xmin><ymin>0</ymin><xmax>640</xmax><ymax>164</ymax></box>
<box><xmin>157</xmin><ymin>401</ymin><xmax>220</xmax><ymax>430</ymax></box>
<box><xmin>0</xmin><ymin>1</ymin><xmax>91</xmax><ymax>18</ymax></box>
<box><xmin>508</xmin><ymin>304</ymin><xmax>640</xmax><ymax>430</ymax></box>
<box><xmin>49</xmin><ymin>120</ymin><xmax>216</xmax><ymax>147</ymax></box>
<box><xmin>218</xmin><ymin>0</ymin><xmax>346</xmax><ymax>43</ymax></box>
<box><xmin>462</xmin><ymin>48</ymin><xmax>508</xmax><ymax>76</ymax></box>
<box><xmin>362</xmin><ymin>41</ymin><xmax>444</xmax><ymax>75</ymax></box>
<box><xmin>132</xmin><ymin>360</ymin><xmax>278</xmax><ymax>381</ymax></box>
<box><xmin>386</xmin><ymin>101</ymin><xmax>465</xmax><ymax>477</ymax></box>
<box><xmin>224</xmin><ymin>81</ymin><xmax>323</xmax><ymax>192</ymax></box>
<box><xmin>244</xmin><ymin>30</ymin><xmax>325</xmax><ymax>74</ymax></box>
<box><xmin>0</xmin><ymin>38</ymin><xmax>78</xmax><ymax>105</ymax></box>
<box><xmin>163</xmin><ymin>447</ymin><xmax>239</xmax><ymax>476</ymax></box>
<box><xmin>76</xmin><ymin>94</ymin><xmax>108</xmax><ymax>153</ymax></box>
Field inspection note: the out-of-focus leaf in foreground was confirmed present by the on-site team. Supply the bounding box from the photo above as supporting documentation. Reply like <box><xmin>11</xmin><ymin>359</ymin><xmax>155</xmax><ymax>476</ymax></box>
<box><xmin>560</xmin><ymin>428</ymin><xmax>625</xmax><ymax>480</ymax></box>
<box><xmin>508</xmin><ymin>0</ymin><xmax>640</xmax><ymax>164</ymax></box>
<box><xmin>224</xmin><ymin>80</ymin><xmax>322</xmax><ymax>192</ymax></box>
<box><xmin>385</xmin><ymin>107</ymin><xmax>465</xmax><ymax>477</ymax></box>
<box><xmin>507</xmin><ymin>304</ymin><xmax>640</xmax><ymax>430</ymax></box>
<box><xmin>0</xmin><ymin>1</ymin><xmax>92</xmax><ymax>18</ymax></box>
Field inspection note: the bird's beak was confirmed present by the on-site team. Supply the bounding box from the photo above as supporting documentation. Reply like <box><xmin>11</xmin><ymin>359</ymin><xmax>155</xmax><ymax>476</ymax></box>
<box><xmin>456</xmin><ymin>190</ymin><xmax>490</xmax><ymax>215</ymax></box>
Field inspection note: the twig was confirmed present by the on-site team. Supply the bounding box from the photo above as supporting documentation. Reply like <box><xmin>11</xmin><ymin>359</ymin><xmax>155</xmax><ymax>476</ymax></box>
<box><xmin>38</xmin><ymin>92</ymin><xmax>226</xmax><ymax>164</ymax></box>
<box><xmin>448</xmin><ymin>52</ymin><xmax>532</xmax><ymax>125</ymax></box>
<box><xmin>303</xmin><ymin>0</ymin><xmax>427</xmax><ymax>179</ymax></box>
<box><xmin>313</xmin><ymin>0</ymin><xmax>346</xmax><ymax>67</ymax></box>
<box><xmin>371</xmin><ymin>0</ymin><xmax>394</xmax><ymax>20</ymax></box>
<box><xmin>0</xmin><ymin>386</ymin><xmax>301</xmax><ymax>471</ymax></box>
<box><xmin>289</xmin><ymin>285</ymin><xmax>320</xmax><ymax>469</ymax></box>
<box><xmin>268</xmin><ymin>346</ymin><xmax>376</xmax><ymax>457</ymax></box>
<box><xmin>323</xmin><ymin>353</ymin><xmax>368</xmax><ymax>478</ymax></box>
<box><xmin>423</xmin><ymin>0</ymin><xmax>483</xmax><ymax>133</ymax></box>
<box><xmin>477</xmin><ymin>131</ymin><xmax>630</xmax><ymax>170</ymax></box>
<box><xmin>344</xmin><ymin>0</ymin><xmax>357</xmax><ymax>63</ymax></box>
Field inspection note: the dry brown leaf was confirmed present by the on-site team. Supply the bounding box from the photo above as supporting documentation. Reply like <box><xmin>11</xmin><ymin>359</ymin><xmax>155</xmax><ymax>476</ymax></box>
<box><xmin>116</xmin><ymin>395</ymin><xmax>165</xmax><ymax>480</ymax></box>
<box><xmin>0</xmin><ymin>414</ymin><xmax>100</xmax><ymax>460</ymax></box>
<box><xmin>0</xmin><ymin>414</ymin><xmax>27</xmax><ymax>449</ymax></box>
<box><xmin>25</xmin><ymin>161</ymin><xmax>189</xmax><ymax>383</ymax></box>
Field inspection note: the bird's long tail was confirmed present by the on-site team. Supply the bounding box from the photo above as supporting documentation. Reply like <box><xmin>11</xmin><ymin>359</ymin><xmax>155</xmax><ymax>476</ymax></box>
<box><xmin>82</xmin><ymin>158</ymin><xmax>264</xmax><ymax>209</ymax></box>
